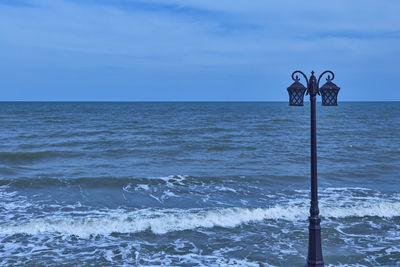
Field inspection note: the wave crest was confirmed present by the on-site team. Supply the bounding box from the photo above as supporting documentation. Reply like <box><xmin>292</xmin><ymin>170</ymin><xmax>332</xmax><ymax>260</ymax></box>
<box><xmin>1</xmin><ymin>201</ymin><xmax>399</xmax><ymax>237</ymax></box>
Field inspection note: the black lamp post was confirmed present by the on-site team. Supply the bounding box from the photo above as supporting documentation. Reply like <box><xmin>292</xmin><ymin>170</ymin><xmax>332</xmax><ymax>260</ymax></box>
<box><xmin>287</xmin><ymin>70</ymin><xmax>340</xmax><ymax>267</ymax></box>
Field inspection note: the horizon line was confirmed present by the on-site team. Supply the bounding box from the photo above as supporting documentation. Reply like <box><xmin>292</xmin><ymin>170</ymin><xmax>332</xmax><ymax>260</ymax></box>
<box><xmin>0</xmin><ymin>100</ymin><xmax>399</xmax><ymax>103</ymax></box>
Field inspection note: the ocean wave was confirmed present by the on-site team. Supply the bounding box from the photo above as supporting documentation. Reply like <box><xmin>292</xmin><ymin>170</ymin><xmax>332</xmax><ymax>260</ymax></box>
<box><xmin>1</xmin><ymin>201</ymin><xmax>399</xmax><ymax>237</ymax></box>
<box><xmin>0</xmin><ymin>175</ymin><xmax>192</xmax><ymax>188</ymax></box>
<box><xmin>0</xmin><ymin>150</ymin><xmax>79</xmax><ymax>164</ymax></box>
<box><xmin>0</xmin><ymin>175</ymin><xmax>245</xmax><ymax>189</ymax></box>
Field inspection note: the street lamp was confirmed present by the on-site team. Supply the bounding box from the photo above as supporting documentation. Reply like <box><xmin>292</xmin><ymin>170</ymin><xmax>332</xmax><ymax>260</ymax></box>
<box><xmin>286</xmin><ymin>70</ymin><xmax>340</xmax><ymax>267</ymax></box>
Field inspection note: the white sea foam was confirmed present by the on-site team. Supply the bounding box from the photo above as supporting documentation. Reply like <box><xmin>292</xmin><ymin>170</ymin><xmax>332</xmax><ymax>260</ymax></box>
<box><xmin>135</xmin><ymin>184</ymin><xmax>150</xmax><ymax>191</ymax></box>
<box><xmin>215</xmin><ymin>185</ymin><xmax>237</xmax><ymax>193</ymax></box>
<box><xmin>1</xmin><ymin>200</ymin><xmax>399</xmax><ymax>237</ymax></box>
<box><xmin>158</xmin><ymin>175</ymin><xmax>187</xmax><ymax>187</ymax></box>
<box><xmin>323</xmin><ymin>202</ymin><xmax>400</xmax><ymax>218</ymax></box>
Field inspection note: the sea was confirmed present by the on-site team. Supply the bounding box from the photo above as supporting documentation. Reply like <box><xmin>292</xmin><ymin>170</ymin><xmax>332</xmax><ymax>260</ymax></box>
<box><xmin>0</xmin><ymin>102</ymin><xmax>399</xmax><ymax>266</ymax></box>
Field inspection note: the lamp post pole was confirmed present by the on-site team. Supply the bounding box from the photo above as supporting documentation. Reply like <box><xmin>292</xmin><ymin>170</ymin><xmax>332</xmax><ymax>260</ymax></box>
<box><xmin>287</xmin><ymin>70</ymin><xmax>340</xmax><ymax>267</ymax></box>
<box><xmin>307</xmin><ymin>71</ymin><xmax>323</xmax><ymax>267</ymax></box>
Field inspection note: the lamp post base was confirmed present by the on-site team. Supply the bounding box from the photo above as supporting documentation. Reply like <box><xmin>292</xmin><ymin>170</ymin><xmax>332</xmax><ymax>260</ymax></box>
<box><xmin>306</xmin><ymin>216</ymin><xmax>324</xmax><ymax>267</ymax></box>
<box><xmin>306</xmin><ymin>260</ymin><xmax>324</xmax><ymax>267</ymax></box>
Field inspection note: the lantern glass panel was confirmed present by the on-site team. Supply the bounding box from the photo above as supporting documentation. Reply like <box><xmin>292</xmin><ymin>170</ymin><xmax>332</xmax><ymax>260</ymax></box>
<box><xmin>320</xmin><ymin>88</ymin><xmax>339</xmax><ymax>106</ymax></box>
<box><xmin>288</xmin><ymin>87</ymin><xmax>306</xmax><ymax>106</ymax></box>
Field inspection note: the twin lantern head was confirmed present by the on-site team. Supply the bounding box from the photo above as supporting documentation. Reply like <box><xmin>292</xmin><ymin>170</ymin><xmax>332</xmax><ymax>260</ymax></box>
<box><xmin>287</xmin><ymin>75</ymin><xmax>340</xmax><ymax>106</ymax></box>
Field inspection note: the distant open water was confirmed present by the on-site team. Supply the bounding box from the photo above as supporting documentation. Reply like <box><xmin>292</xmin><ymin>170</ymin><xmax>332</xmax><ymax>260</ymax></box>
<box><xmin>0</xmin><ymin>102</ymin><xmax>399</xmax><ymax>266</ymax></box>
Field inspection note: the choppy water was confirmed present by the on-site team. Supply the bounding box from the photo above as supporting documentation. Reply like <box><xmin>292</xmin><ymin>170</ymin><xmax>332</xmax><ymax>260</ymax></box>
<box><xmin>0</xmin><ymin>102</ymin><xmax>399</xmax><ymax>266</ymax></box>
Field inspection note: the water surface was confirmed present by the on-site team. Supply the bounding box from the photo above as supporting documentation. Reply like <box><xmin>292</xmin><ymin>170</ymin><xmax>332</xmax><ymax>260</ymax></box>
<box><xmin>0</xmin><ymin>102</ymin><xmax>399</xmax><ymax>266</ymax></box>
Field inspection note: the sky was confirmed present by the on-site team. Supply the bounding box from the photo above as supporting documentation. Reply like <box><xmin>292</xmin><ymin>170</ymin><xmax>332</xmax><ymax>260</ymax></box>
<box><xmin>0</xmin><ymin>0</ymin><xmax>399</xmax><ymax>101</ymax></box>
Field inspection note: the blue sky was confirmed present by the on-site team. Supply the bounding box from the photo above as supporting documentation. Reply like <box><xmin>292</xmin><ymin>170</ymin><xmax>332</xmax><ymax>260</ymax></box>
<box><xmin>0</xmin><ymin>0</ymin><xmax>399</xmax><ymax>101</ymax></box>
